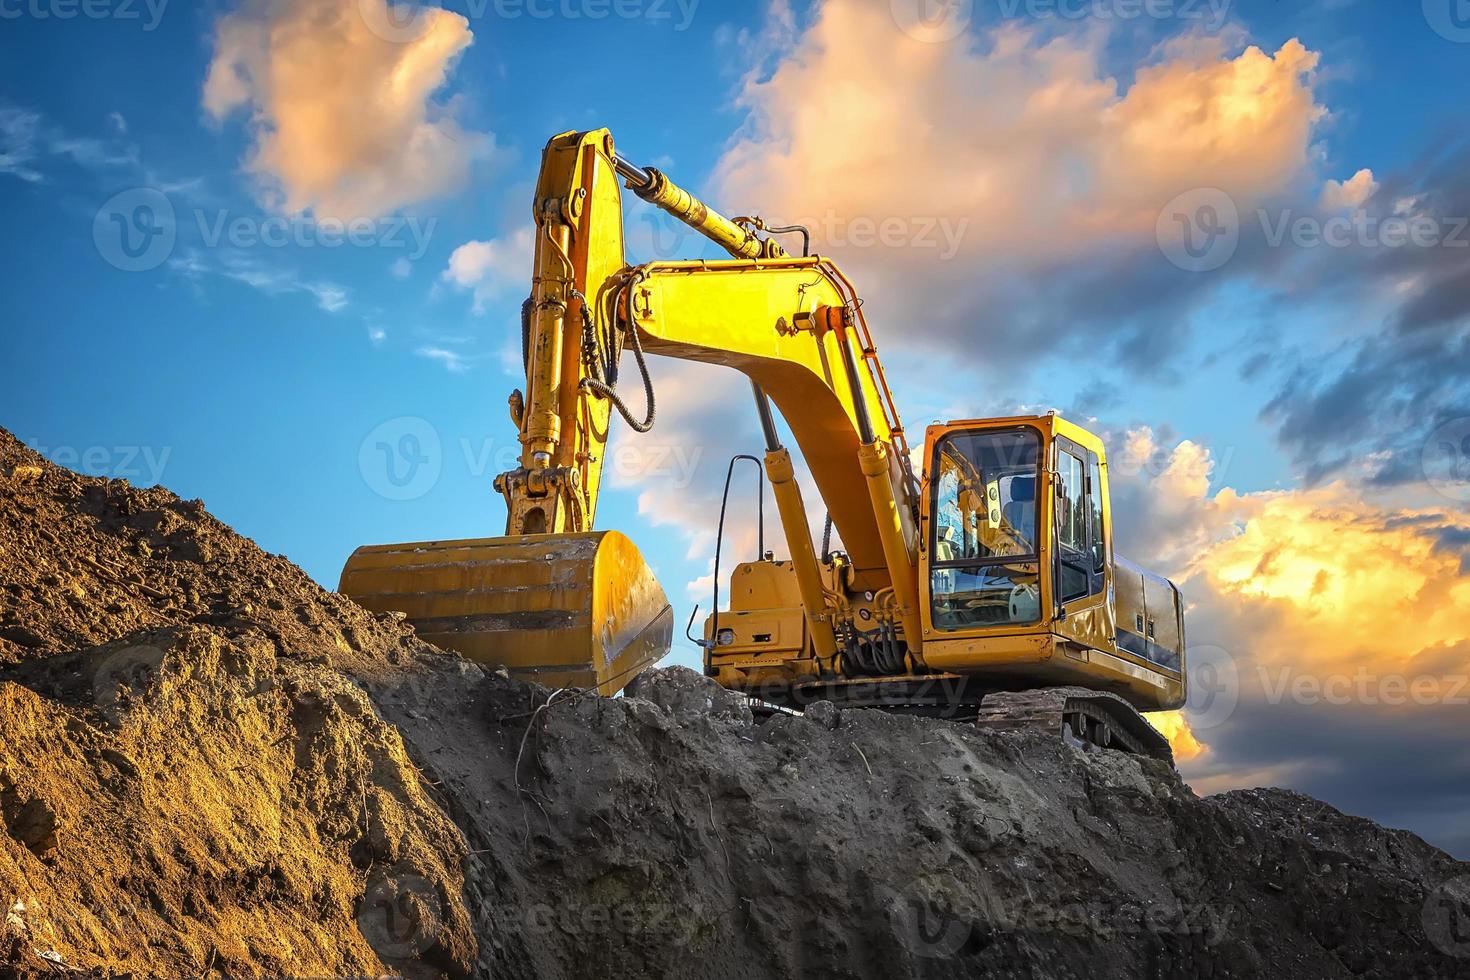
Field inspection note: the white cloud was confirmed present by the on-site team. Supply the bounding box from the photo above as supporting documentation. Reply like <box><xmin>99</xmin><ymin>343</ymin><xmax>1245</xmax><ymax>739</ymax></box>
<box><xmin>0</xmin><ymin>102</ymin><xmax>152</xmax><ymax>184</ymax></box>
<box><xmin>416</xmin><ymin>346</ymin><xmax>470</xmax><ymax>373</ymax></box>
<box><xmin>203</xmin><ymin>0</ymin><xmax>492</xmax><ymax>221</ymax></box>
<box><xmin>1320</xmin><ymin>168</ymin><xmax>1378</xmax><ymax>211</ymax></box>
<box><xmin>441</xmin><ymin>228</ymin><xmax>534</xmax><ymax>313</ymax></box>
<box><xmin>168</xmin><ymin>248</ymin><xmax>349</xmax><ymax>314</ymax></box>
<box><xmin>391</xmin><ymin>256</ymin><xmax>413</xmax><ymax>279</ymax></box>
<box><xmin>0</xmin><ymin>105</ymin><xmax>42</xmax><ymax>183</ymax></box>
<box><xmin>1106</xmin><ymin>426</ymin><xmax>1470</xmax><ymax>774</ymax></box>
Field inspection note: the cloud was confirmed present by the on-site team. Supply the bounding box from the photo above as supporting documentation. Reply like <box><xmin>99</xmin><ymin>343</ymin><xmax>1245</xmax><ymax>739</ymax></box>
<box><xmin>0</xmin><ymin>105</ymin><xmax>43</xmax><ymax>183</ymax></box>
<box><xmin>596</xmin><ymin>357</ymin><xmax>835</xmax><ymax>616</ymax></box>
<box><xmin>415</xmin><ymin>345</ymin><xmax>470</xmax><ymax>373</ymax></box>
<box><xmin>168</xmin><ymin>248</ymin><xmax>349</xmax><ymax>313</ymax></box>
<box><xmin>1320</xmin><ymin>168</ymin><xmax>1378</xmax><ymax>211</ymax></box>
<box><xmin>1258</xmin><ymin>142</ymin><xmax>1470</xmax><ymax>489</ymax></box>
<box><xmin>1108</xmin><ymin>427</ymin><xmax>1470</xmax><ymax>855</ymax></box>
<box><xmin>713</xmin><ymin>5</ymin><xmax>1327</xmax><ymax>366</ymax></box>
<box><xmin>203</xmin><ymin>0</ymin><xmax>491</xmax><ymax>221</ymax></box>
<box><xmin>0</xmin><ymin>103</ymin><xmax>140</xmax><ymax>183</ymax></box>
<box><xmin>1147</xmin><ymin>711</ymin><xmax>1205</xmax><ymax>763</ymax></box>
<box><xmin>441</xmin><ymin>228</ymin><xmax>534</xmax><ymax>313</ymax></box>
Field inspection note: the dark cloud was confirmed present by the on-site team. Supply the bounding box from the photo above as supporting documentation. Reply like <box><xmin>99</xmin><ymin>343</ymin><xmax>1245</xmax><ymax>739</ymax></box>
<box><xmin>1186</xmin><ymin>696</ymin><xmax>1470</xmax><ymax>860</ymax></box>
<box><xmin>1258</xmin><ymin>141</ymin><xmax>1470</xmax><ymax>492</ymax></box>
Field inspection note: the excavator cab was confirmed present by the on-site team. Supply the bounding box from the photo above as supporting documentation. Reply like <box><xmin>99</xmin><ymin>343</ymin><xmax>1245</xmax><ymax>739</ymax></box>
<box><xmin>916</xmin><ymin>414</ymin><xmax>1186</xmax><ymax>712</ymax></box>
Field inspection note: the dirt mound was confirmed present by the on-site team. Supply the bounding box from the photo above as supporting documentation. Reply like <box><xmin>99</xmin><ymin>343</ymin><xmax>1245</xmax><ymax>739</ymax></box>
<box><xmin>2</xmin><ymin>425</ymin><xmax>1469</xmax><ymax>979</ymax></box>
<box><xmin>0</xmin><ymin>431</ymin><xmax>476</xmax><ymax>977</ymax></box>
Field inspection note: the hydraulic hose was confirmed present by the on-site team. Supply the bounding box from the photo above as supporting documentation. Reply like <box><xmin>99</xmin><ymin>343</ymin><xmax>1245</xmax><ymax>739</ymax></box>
<box><xmin>579</xmin><ymin>275</ymin><xmax>656</xmax><ymax>433</ymax></box>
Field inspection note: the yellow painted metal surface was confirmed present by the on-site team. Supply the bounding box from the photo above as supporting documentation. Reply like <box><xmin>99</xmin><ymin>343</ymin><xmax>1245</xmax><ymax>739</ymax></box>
<box><xmin>339</xmin><ymin>531</ymin><xmax>672</xmax><ymax>695</ymax></box>
<box><xmin>762</xmin><ymin>449</ymin><xmax>839</xmax><ymax>661</ymax></box>
<box><xmin>635</xmin><ymin>268</ymin><xmax>909</xmax><ymax>587</ymax></box>
<box><xmin>629</xmin><ymin>166</ymin><xmax>782</xmax><ymax>260</ymax></box>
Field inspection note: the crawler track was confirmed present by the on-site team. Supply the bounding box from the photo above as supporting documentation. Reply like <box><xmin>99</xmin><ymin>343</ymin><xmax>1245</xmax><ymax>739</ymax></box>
<box><xmin>973</xmin><ymin>686</ymin><xmax>1175</xmax><ymax>764</ymax></box>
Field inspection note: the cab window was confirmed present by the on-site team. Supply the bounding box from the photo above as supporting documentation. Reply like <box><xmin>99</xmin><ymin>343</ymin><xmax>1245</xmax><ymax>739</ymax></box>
<box><xmin>930</xmin><ymin>429</ymin><xmax>1042</xmax><ymax>629</ymax></box>
<box><xmin>1088</xmin><ymin>453</ymin><xmax>1106</xmax><ymax>576</ymax></box>
<box><xmin>1055</xmin><ymin>442</ymin><xmax>1106</xmax><ymax>604</ymax></box>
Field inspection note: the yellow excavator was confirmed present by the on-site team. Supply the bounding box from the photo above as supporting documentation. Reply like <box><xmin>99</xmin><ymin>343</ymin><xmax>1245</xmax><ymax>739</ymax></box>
<box><xmin>341</xmin><ymin>129</ymin><xmax>1186</xmax><ymax>760</ymax></box>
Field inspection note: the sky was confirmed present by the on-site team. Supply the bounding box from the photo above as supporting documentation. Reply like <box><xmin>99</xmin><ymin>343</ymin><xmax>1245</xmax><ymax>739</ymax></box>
<box><xmin>1</xmin><ymin>0</ymin><xmax>1468</xmax><ymax>857</ymax></box>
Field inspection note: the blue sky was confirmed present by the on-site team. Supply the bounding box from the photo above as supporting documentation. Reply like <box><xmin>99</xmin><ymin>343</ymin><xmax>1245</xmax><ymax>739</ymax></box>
<box><xmin>2</xmin><ymin>0</ymin><xmax>1469</xmax><ymax>855</ymax></box>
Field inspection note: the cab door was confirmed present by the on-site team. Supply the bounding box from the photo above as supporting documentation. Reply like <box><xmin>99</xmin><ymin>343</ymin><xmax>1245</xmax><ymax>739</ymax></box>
<box><xmin>1051</xmin><ymin>436</ymin><xmax>1112</xmax><ymax>651</ymax></box>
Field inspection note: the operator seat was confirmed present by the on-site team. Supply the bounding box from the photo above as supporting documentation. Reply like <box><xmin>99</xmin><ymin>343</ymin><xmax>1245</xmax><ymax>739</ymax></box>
<box><xmin>1003</xmin><ymin>477</ymin><xmax>1036</xmax><ymax>549</ymax></box>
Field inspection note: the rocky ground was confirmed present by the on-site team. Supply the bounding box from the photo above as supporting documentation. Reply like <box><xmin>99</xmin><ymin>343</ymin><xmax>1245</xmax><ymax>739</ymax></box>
<box><xmin>1</xmin><ymin>425</ymin><xmax>1467</xmax><ymax>979</ymax></box>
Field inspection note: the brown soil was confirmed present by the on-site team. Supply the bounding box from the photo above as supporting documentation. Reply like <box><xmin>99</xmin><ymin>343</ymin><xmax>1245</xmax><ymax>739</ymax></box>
<box><xmin>1</xmin><ymin>426</ymin><xmax>1467</xmax><ymax>979</ymax></box>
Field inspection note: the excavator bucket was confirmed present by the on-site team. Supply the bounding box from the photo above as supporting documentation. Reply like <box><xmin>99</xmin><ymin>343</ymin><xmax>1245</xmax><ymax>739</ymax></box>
<box><xmin>339</xmin><ymin>531</ymin><xmax>673</xmax><ymax>695</ymax></box>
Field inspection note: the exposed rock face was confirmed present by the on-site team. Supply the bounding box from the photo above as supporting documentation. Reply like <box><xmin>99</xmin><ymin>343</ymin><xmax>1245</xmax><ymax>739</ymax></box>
<box><xmin>1</xmin><ymin>426</ymin><xmax>1468</xmax><ymax>979</ymax></box>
